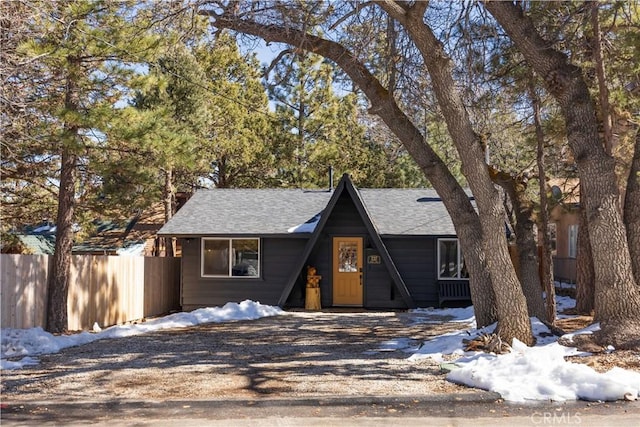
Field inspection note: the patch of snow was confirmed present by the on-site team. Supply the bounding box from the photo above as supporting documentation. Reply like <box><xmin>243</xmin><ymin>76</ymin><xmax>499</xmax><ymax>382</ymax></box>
<box><xmin>446</xmin><ymin>338</ymin><xmax>640</xmax><ymax>402</ymax></box>
<box><xmin>287</xmin><ymin>212</ymin><xmax>322</xmax><ymax>233</ymax></box>
<box><xmin>555</xmin><ymin>294</ymin><xmax>577</xmax><ymax>317</ymax></box>
<box><xmin>407</xmin><ymin>307</ymin><xmax>640</xmax><ymax>402</ymax></box>
<box><xmin>116</xmin><ymin>242</ymin><xmax>146</xmax><ymax>256</ymax></box>
<box><xmin>365</xmin><ymin>337</ymin><xmax>420</xmax><ymax>354</ymax></box>
<box><xmin>1</xmin><ymin>300</ymin><xmax>284</xmax><ymax>370</ymax></box>
<box><xmin>411</xmin><ymin>306</ymin><xmax>476</xmax><ymax>324</ymax></box>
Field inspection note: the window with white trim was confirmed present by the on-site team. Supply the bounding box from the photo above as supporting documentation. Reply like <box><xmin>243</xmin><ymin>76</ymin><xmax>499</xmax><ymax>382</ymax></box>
<box><xmin>568</xmin><ymin>224</ymin><xmax>578</xmax><ymax>259</ymax></box>
<box><xmin>201</xmin><ymin>238</ymin><xmax>260</xmax><ymax>278</ymax></box>
<box><xmin>437</xmin><ymin>238</ymin><xmax>469</xmax><ymax>280</ymax></box>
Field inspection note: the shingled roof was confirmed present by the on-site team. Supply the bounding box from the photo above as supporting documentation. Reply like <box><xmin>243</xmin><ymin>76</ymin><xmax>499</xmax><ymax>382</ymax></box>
<box><xmin>159</xmin><ymin>183</ymin><xmax>463</xmax><ymax>237</ymax></box>
<box><xmin>158</xmin><ymin>189</ymin><xmax>333</xmax><ymax>236</ymax></box>
<box><xmin>358</xmin><ymin>189</ymin><xmax>461</xmax><ymax>236</ymax></box>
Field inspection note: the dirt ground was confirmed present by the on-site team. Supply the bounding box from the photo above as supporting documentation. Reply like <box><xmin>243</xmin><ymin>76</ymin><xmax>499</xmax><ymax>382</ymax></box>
<box><xmin>554</xmin><ymin>315</ymin><xmax>640</xmax><ymax>374</ymax></box>
<box><xmin>1</xmin><ymin>310</ymin><xmax>639</xmax><ymax>403</ymax></box>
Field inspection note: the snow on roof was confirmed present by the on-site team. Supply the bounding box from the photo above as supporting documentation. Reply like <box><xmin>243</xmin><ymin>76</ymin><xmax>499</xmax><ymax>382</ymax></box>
<box><xmin>287</xmin><ymin>212</ymin><xmax>323</xmax><ymax>233</ymax></box>
<box><xmin>116</xmin><ymin>242</ymin><xmax>146</xmax><ymax>256</ymax></box>
<box><xmin>159</xmin><ymin>187</ymin><xmax>463</xmax><ymax>237</ymax></box>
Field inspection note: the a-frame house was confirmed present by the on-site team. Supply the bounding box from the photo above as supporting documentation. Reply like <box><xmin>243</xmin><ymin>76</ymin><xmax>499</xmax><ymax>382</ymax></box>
<box><xmin>159</xmin><ymin>174</ymin><xmax>471</xmax><ymax>311</ymax></box>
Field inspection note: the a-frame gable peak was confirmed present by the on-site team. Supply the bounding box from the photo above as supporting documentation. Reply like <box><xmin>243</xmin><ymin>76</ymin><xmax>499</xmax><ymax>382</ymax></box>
<box><xmin>277</xmin><ymin>175</ymin><xmax>350</xmax><ymax>306</ymax></box>
<box><xmin>341</xmin><ymin>176</ymin><xmax>416</xmax><ymax>308</ymax></box>
<box><xmin>278</xmin><ymin>174</ymin><xmax>416</xmax><ymax>308</ymax></box>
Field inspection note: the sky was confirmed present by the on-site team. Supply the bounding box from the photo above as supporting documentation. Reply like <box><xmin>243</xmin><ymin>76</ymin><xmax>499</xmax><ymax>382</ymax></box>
<box><xmin>1</xmin><ymin>297</ymin><xmax>639</xmax><ymax>403</ymax></box>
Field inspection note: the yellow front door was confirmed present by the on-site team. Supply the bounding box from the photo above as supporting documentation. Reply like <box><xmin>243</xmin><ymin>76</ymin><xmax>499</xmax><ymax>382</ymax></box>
<box><xmin>332</xmin><ymin>237</ymin><xmax>363</xmax><ymax>306</ymax></box>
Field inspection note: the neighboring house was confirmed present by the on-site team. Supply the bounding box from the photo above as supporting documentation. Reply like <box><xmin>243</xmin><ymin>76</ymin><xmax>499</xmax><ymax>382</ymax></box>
<box><xmin>548</xmin><ymin>178</ymin><xmax>580</xmax><ymax>283</ymax></box>
<box><xmin>6</xmin><ymin>232</ymin><xmax>56</xmax><ymax>255</ymax></box>
<box><xmin>3</xmin><ymin>202</ymin><xmax>183</xmax><ymax>256</ymax></box>
<box><xmin>1</xmin><ymin>222</ymin><xmax>57</xmax><ymax>255</ymax></box>
<box><xmin>73</xmin><ymin>203</ymin><xmax>171</xmax><ymax>256</ymax></box>
<box><xmin>72</xmin><ymin>219</ymin><xmax>158</xmax><ymax>256</ymax></box>
<box><xmin>158</xmin><ymin>174</ymin><xmax>471</xmax><ymax>311</ymax></box>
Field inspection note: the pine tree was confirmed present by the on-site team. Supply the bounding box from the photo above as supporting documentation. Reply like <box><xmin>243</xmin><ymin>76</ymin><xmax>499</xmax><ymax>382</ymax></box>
<box><xmin>193</xmin><ymin>32</ymin><xmax>276</xmax><ymax>188</ymax></box>
<box><xmin>265</xmin><ymin>50</ymin><xmax>423</xmax><ymax>188</ymax></box>
<box><xmin>4</xmin><ymin>0</ymin><xmax>159</xmax><ymax>333</ymax></box>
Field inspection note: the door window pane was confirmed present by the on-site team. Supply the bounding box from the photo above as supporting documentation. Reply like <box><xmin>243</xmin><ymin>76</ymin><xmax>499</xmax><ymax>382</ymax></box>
<box><xmin>338</xmin><ymin>241</ymin><xmax>358</xmax><ymax>272</ymax></box>
<box><xmin>438</xmin><ymin>238</ymin><xmax>468</xmax><ymax>280</ymax></box>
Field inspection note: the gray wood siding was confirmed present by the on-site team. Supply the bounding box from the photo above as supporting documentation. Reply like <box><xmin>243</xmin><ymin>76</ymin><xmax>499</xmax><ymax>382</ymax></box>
<box><xmin>309</xmin><ymin>192</ymin><xmax>406</xmax><ymax>309</ymax></box>
<box><xmin>180</xmin><ymin>237</ymin><xmax>307</xmax><ymax>309</ymax></box>
<box><xmin>363</xmin><ymin>247</ymin><xmax>407</xmax><ymax>309</ymax></box>
<box><xmin>383</xmin><ymin>237</ymin><xmax>439</xmax><ymax>307</ymax></box>
<box><xmin>307</xmin><ymin>192</ymin><xmax>367</xmax><ymax>307</ymax></box>
<box><xmin>323</xmin><ymin>192</ymin><xmax>369</xmax><ymax>235</ymax></box>
<box><xmin>305</xmin><ymin>238</ymin><xmax>332</xmax><ymax>307</ymax></box>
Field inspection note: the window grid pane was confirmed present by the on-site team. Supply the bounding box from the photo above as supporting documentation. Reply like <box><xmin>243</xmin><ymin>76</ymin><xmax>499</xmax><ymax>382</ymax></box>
<box><xmin>203</xmin><ymin>239</ymin><xmax>230</xmax><ymax>276</ymax></box>
<box><xmin>231</xmin><ymin>239</ymin><xmax>259</xmax><ymax>277</ymax></box>
<box><xmin>439</xmin><ymin>240</ymin><xmax>459</xmax><ymax>278</ymax></box>
<box><xmin>202</xmin><ymin>238</ymin><xmax>260</xmax><ymax>278</ymax></box>
<box><xmin>459</xmin><ymin>252</ymin><xmax>469</xmax><ymax>278</ymax></box>
<box><xmin>438</xmin><ymin>238</ymin><xmax>468</xmax><ymax>280</ymax></box>
<box><xmin>568</xmin><ymin>225</ymin><xmax>578</xmax><ymax>259</ymax></box>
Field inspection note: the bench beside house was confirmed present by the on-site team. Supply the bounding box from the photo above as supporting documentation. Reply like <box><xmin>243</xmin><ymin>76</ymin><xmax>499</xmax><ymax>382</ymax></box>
<box><xmin>158</xmin><ymin>174</ymin><xmax>471</xmax><ymax>311</ymax></box>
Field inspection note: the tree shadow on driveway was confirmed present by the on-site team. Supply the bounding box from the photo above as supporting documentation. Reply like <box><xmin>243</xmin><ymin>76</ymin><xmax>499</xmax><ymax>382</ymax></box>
<box><xmin>1</xmin><ymin>311</ymin><xmax>477</xmax><ymax>402</ymax></box>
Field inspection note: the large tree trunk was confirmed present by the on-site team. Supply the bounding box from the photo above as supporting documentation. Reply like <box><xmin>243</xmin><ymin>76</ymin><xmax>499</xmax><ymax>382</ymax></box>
<box><xmin>590</xmin><ymin>2</ymin><xmax>613</xmax><ymax>155</ymax></box>
<box><xmin>46</xmin><ymin>148</ymin><xmax>77</xmax><ymax>333</ymax></box>
<box><xmin>576</xmin><ymin>202</ymin><xmax>595</xmax><ymax>315</ymax></box>
<box><xmin>490</xmin><ymin>169</ymin><xmax>546</xmax><ymax>322</ymax></box>
<box><xmin>454</xmin><ymin>214</ymin><xmax>498</xmax><ymax>328</ymax></box>
<box><xmin>624</xmin><ymin>130</ymin><xmax>640</xmax><ymax>283</ymax></box>
<box><xmin>379</xmin><ymin>1</ymin><xmax>533</xmax><ymax>345</ymax></box>
<box><xmin>202</xmin><ymin>7</ymin><xmax>498</xmax><ymax>329</ymax></box>
<box><xmin>163</xmin><ymin>168</ymin><xmax>175</xmax><ymax>257</ymax></box>
<box><xmin>486</xmin><ymin>0</ymin><xmax>640</xmax><ymax>350</ymax></box>
<box><xmin>530</xmin><ymin>82</ymin><xmax>556</xmax><ymax>324</ymax></box>
<box><xmin>46</xmin><ymin>58</ymin><xmax>80</xmax><ymax>334</ymax></box>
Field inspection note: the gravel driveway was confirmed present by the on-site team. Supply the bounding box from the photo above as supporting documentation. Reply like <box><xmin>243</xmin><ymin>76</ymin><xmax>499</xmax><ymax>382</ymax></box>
<box><xmin>1</xmin><ymin>310</ymin><xmax>483</xmax><ymax>402</ymax></box>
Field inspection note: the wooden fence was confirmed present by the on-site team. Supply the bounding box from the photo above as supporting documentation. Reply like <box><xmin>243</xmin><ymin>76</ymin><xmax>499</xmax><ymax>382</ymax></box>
<box><xmin>1</xmin><ymin>254</ymin><xmax>180</xmax><ymax>331</ymax></box>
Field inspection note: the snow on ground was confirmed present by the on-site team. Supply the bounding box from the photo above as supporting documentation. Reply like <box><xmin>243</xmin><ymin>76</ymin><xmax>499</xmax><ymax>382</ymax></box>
<box><xmin>1</xmin><ymin>295</ymin><xmax>639</xmax><ymax>403</ymax></box>
<box><xmin>406</xmin><ymin>296</ymin><xmax>640</xmax><ymax>402</ymax></box>
<box><xmin>410</xmin><ymin>305</ymin><xmax>476</xmax><ymax>325</ymax></box>
<box><xmin>0</xmin><ymin>300</ymin><xmax>284</xmax><ymax>370</ymax></box>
